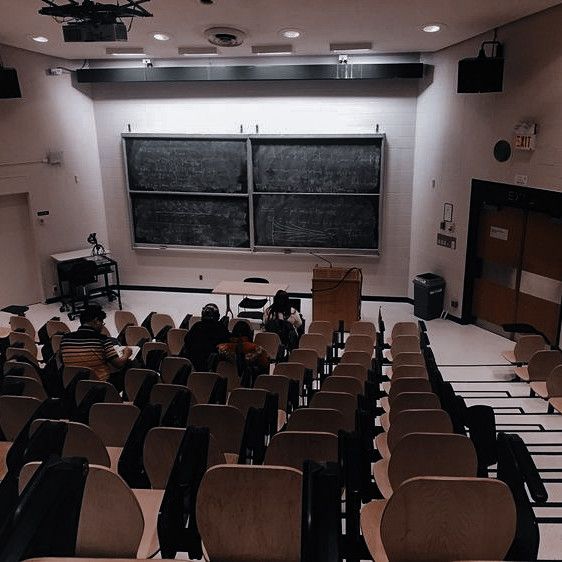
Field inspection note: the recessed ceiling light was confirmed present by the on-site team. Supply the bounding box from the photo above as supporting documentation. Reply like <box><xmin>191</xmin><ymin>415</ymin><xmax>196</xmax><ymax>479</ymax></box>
<box><xmin>329</xmin><ymin>42</ymin><xmax>372</xmax><ymax>54</ymax></box>
<box><xmin>422</xmin><ymin>23</ymin><xmax>444</xmax><ymax>33</ymax></box>
<box><xmin>153</xmin><ymin>33</ymin><xmax>170</xmax><ymax>41</ymax></box>
<box><xmin>280</xmin><ymin>29</ymin><xmax>301</xmax><ymax>39</ymax></box>
<box><xmin>106</xmin><ymin>47</ymin><xmax>147</xmax><ymax>56</ymax></box>
<box><xmin>252</xmin><ymin>44</ymin><xmax>293</xmax><ymax>55</ymax></box>
<box><xmin>178</xmin><ymin>46</ymin><xmax>218</xmax><ymax>56</ymax></box>
<box><xmin>31</xmin><ymin>36</ymin><xmax>49</xmax><ymax>43</ymax></box>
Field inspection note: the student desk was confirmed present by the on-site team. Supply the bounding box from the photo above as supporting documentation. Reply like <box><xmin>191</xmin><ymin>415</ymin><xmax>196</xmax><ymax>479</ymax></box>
<box><xmin>213</xmin><ymin>281</ymin><xmax>289</xmax><ymax>317</ymax></box>
<box><xmin>51</xmin><ymin>249</ymin><xmax>123</xmax><ymax>310</ymax></box>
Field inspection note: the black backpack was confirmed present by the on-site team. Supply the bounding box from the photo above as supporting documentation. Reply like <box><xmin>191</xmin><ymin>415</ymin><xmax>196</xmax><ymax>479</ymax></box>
<box><xmin>264</xmin><ymin>318</ymin><xmax>298</xmax><ymax>351</ymax></box>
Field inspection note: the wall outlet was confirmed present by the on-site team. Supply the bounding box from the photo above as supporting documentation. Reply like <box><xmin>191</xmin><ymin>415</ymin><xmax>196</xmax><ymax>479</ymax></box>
<box><xmin>52</xmin><ymin>285</ymin><xmax>59</xmax><ymax>294</ymax></box>
<box><xmin>451</xmin><ymin>300</ymin><xmax>458</xmax><ymax>309</ymax></box>
<box><xmin>199</xmin><ymin>274</ymin><xmax>203</xmax><ymax>281</ymax></box>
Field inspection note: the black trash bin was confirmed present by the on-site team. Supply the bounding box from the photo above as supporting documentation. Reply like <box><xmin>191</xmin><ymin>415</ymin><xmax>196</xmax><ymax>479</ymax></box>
<box><xmin>413</xmin><ymin>273</ymin><xmax>446</xmax><ymax>320</ymax></box>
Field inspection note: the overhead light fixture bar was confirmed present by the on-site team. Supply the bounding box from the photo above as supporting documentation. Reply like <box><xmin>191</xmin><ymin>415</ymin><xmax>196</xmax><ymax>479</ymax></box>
<box><xmin>106</xmin><ymin>47</ymin><xmax>147</xmax><ymax>56</ymax></box>
<box><xmin>178</xmin><ymin>46</ymin><xmax>218</xmax><ymax>56</ymax></box>
<box><xmin>329</xmin><ymin>42</ymin><xmax>372</xmax><ymax>53</ymax></box>
<box><xmin>252</xmin><ymin>44</ymin><xmax>293</xmax><ymax>55</ymax></box>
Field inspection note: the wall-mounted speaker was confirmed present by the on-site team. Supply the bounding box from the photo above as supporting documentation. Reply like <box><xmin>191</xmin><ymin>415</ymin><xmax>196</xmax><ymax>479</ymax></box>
<box><xmin>0</xmin><ymin>67</ymin><xmax>22</xmax><ymax>99</ymax></box>
<box><xmin>457</xmin><ymin>56</ymin><xmax>504</xmax><ymax>93</ymax></box>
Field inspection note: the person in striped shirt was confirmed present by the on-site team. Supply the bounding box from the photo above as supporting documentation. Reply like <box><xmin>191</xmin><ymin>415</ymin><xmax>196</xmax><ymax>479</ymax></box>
<box><xmin>61</xmin><ymin>304</ymin><xmax>132</xmax><ymax>391</ymax></box>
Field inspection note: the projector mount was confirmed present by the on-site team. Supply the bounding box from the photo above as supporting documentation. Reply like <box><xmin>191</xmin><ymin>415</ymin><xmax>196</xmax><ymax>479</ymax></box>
<box><xmin>38</xmin><ymin>0</ymin><xmax>153</xmax><ymax>25</ymax></box>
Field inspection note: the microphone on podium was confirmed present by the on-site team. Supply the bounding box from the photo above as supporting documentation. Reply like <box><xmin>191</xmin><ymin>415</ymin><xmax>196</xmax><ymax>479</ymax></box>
<box><xmin>308</xmin><ymin>251</ymin><xmax>333</xmax><ymax>268</ymax></box>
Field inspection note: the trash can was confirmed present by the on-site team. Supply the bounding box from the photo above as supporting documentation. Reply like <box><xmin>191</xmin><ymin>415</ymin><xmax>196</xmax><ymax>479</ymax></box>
<box><xmin>413</xmin><ymin>273</ymin><xmax>446</xmax><ymax>320</ymax></box>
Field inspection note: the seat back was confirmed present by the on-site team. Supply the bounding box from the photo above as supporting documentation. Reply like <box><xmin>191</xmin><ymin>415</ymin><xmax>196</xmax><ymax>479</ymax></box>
<box><xmin>528</xmin><ymin>350</ymin><xmax>562</xmax><ymax>382</ymax></box>
<box><xmin>124</xmin><ymin>368</ymin><xmax>159</xmax><ymax>403</ymax></box>
<box><xmin>6</xmin><ymin>347</ymin><xmax>39</xmax><ymax>367</ymax></box>
<box><xmin>388</xmin><ymin>377</ymin><xmax>431</xmax><ymax>401</ymax></box>
<box><xmin>344</xmin><ymin>334</ymin><xmax>374</xmax><ymax>354</ymax></box>
<box><xmin>273</xmin><ymin>362</ymin><xmax>305</xmax><ymax>390</ymax></box>
<box><xmin>151</xmin><ymin>313</ymin><xmax>176</xmax><ymax>338</ymax></box>
<box><xmin>150</xmin><ymin>383</ymin><xmax>190</xmax><ymax>415</ymax></box>
<box><xmin>254</xmin><ymin>332</ymin><xmax>282</xmax><ymax>360</ymax></box>
<box><xmin>46</xmin><ymin>320</ymin><xmax>71</xmax><ymax>339</ymax></box>
<box><xmin>125</xmin><ymin>326</ymin><xmax>151</xmax><ymax>347</ymax></box>
<box><xmin>3</xmin><ymin>376</ymin><xmax>46</xmax><ymax>401</ymax></box>
<box><xmin>255</xmin><ymin>374</ymin><xmax>291</xmax><ymax>412</ymax></box>
<box><xmin>321</xmin><ymin>375</ymin><xmax>363</xmax><ymax>396</ymax></box>
<box><xmin>76</xmin><ymin>465</ymin><xmax>145</xmax><ymax>558</ymax></box>
<box><xmin>160</xmin><ymin>356</ymin><xmax>192</xmax><ymax>384</ymax></box>
<box><xmin>350</xmin><ymin>321</ymin><xmax>377</xmax><ymax>339</ymax></box>
<box><xmin>197</xmin><ymin>465</ymin><xmax>302</xmax><ymax>562</ymax></box>
<box><xmin>89</xmin><ymin>402</ymin><xmax>140</xmax><ymax>447</ymax></box>
<box><xmin>391</xmin><ymin>352</ymin><xmax>425</xmax><ymax>371</ymax></box>
<box><xmin>377</xmin><ymin>477</ymin><xmax>516</xmax><ymax>562</ymax></box>
<box><xmin>340</xmin><ymin>351</ymin><xmax>371</xmax><ymax>371</ymax></box>
<box><xmin>390</xmin><ymin>334</ymin><xmax>420</xmax><ymax>355</ymax></box>
<box><xmin>264</xmin><ymin>431</ymin><xmax>338</xmax><ymax>470</ymax></box>
<box><xmin>166</xmin><ymin>328</ymin><xmax>188</xmax><ymax>356</ymax></box>
<box><xmin>141</xmin><ymin>341</ymin><xmax>169</xmax><ymax>365</ymax></box>
<box><xmin>9</xmin><ymin>316</ymin><xmax>36</xmax><ymax>339</ymax></box>
<box><xmin>307</xmin><ymin>321</ymin><xmax>334</xmax><ymax>342</ymax></box>
<box><xmin>75</xmin><ymin>380</ymin><xmax>122</xmax><ymax>405</ymax></box>
<box><xmin>188</xmin><ymin>404</ymin><xmax>245</xmax><ymax>455</ymax></box>
<box><xmin>187</xmin><ymin>372</ymin><xmax>220</xmax><ymax>404</ymax></box>
<box><xmin>216</xmin><ymin>360</ymin><xmax>240</xmax><ymax>395</ymax></box>
<box><xmin>547</xmin><ymin>365</ymin><xmax>562</xmax><ymax>398</ymax></box>
<box><xmin>62</xmin><ymin>365</ymin><xmax>95</xmax><ymax>388</ymax></box>
<box><xmin>114</xmin><ymin>310</ymin><xmax>138</xmax><ymax>334</ymax></box>
<box><xmin>309</xmin><ymin>391</ymin><xmax>356</xmax><ymax>432</ymax></box>
<box><xmin>299</xmin><ymin>333</ymin><xmax>328</xmax><ymax>358</ymax></box>
<box><xmin>228</xmin><ymin>388</ymin><xmax>269</xmax><ymax>418</ymax></box>
<box><xmin>286</xmin><ymin>408</ymin><xmax>344</xmax><ymax>435</ymax></box>
<box><xmin>388</xmin><ymin>433</ymin><xmax>478</xmax><ymax>491</ymax></box>
<box><xmin>289</xmin><ymin>348</ymin><xmax>318</xmax><ymax>373</ymax></box>
<box><xmin>51</xmin><ymin>333</ymin><xmax>63</xmax><ymax>355</ymax></box>
<box><xmin>0</xmin><ymin>395</ymin><xmax>42</xmax><ymax>440</ymax></box>
<box><xmin>387</xmin><ymin>409</ymin><xmax>453</xmax><ymax>452</ymax></box>
<box><xmin>390</xmin><ymin>364</ymin><xmax>428</xmax><ymax>381</ymax></box>
<box><xmin>9</xmin><ymin>331</ymin><xmax>38</xmax><ymax>356</ymax></box>
<box><xmin>388</xmin><ymin>392</ymin><xmax>441</xmax><ymax>422</ymax></box>
<box><xmin>390</xmin><ymin>321</ymin><xmax>418</xmax><ymax>339</ymax></box>
<box><xmin>4</xmin><ymin>360</ymin><xmax>41</xmax><ymax>382</ymax></box>
<box><xmin>514</xmin><ymin>334</ymin><xmax>547</xmax><ymax>363</ymax></box>
<box><xmin>332</xmin><ymin>362</ymin><xmax>368</xmax><ymax>382</ymax></box>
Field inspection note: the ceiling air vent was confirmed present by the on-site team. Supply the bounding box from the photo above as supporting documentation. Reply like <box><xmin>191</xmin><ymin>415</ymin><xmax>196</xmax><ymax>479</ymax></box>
<box><xmin>205</xmin><ymin>27</ymin><xmax>246</xmax><ymax>47</ymax></box>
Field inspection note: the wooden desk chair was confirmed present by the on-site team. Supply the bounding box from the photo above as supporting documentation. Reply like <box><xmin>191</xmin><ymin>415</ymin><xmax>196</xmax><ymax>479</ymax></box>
<box><xmin>89</xmin><ymin>402</ymin><xmax>140</xmax><ymax>447</ymax></box>
<box><xmin>381</xmin><ymin>376</ymin><xmax>432</xmax><ymax>412</ymax></box>
<box><xmin>344</xmin><ymin>334</ymin><xmax>375</xmax><ymax>354</ymax></box>
<box><xmin>4</xmin><ymin>360</ymin><xmax>41</xmax><ymax>382</ymax></box>
<box><xmin>197</xmin><ymin>465</ymin><xmax>302</xmax><ymax>562</ymax></box>
<box><xmin>124</xmin><ymin>368</ymin><xmax>159</xmax><ymax>403</ymax></box>
<box><xmin>20</xmin><ymin>463</ymin><xmax>145</xmax><ymax>558</ymax></box>
<box><xmin>286</xmin><ymin>408</ymin><xmax>344</xmax><ymax>435</ymax></box>
<box><xmin>143</xmin><ymin>427</ymin><xmax>223</xmax><ymax>489</ymax></box>
<box><xmin>125</xmin><ymin>326</ymin><xmax>152</xmax><ymax>347</ymax></box>
<box><xmin>3</xmin><ymin>376</ymin><xmax>46</xmax><ymax>401</ymax></box>
<box><xmin>375</xmin><ymin>409</ymin><xmax>453</xmax><ymax>459</ymax></box>
<box><xmin>309</xmin><ymin>391</ymin><xmax>356</xmax><ymax>432</ymax></box>
<box><xmin>361</xmin><ymin>477</ymin><xmax>516</xmax><ymax>562</ymax></box>
<box><xmin>9</xmin><ymin>315</ymin><xmax>36</xmax><ymax>340</ymax></box>
<box><xmin>166</xmin><ymin>328</ymin><xmax>188</xmax><ymax>356</ymax></box>
<box><xmin>188</xmin><ymin>404</ymin><xmax>245</xmax><ymax>464</ymax></box>
<box><xmin>264</xmin><ymin>431</ymin><xmax>338</xmax><ymax>470</ymax></box>
<box><xmin>502</xmin><ymin>334</ymin><xmax>547</xmax><ymax>365</ymax></box>
<box><xmin>160</xmin><ymin>356</ymin><xmax>192</xmax><ymax>384</ymax></box>
<box><xmin>373</xmin><ymin>432</ymin><xmax>478</xmax><ymax>498</ymax></box>
<box><xmin>350</xmin><ymin>320</ymin><xmax>377</xmax><ymax>339</ymax></box>
<box><xmin>0</xmin><ymin>395</ymin><xmax>42</xmax><ymax>440</ymax></box>
<box><xmin>322</xmin><ymin>375</ymin><xmax>363</xmax><ymax>397</ymax></box>
<box><xmin>514</xmin><ymin>349</ymin><xmax>562</xmax><ymax>384</ymax></box>
<box><xmin>255</xmin><ymin>374</ymin><xmax>291</xmax><ymax>430</ymax></box>
<box><xmin>76</xmin><ymin>380</ymin><xmax>122</xmax><ymax>405</ymax></box>
<box><xmin>114</xmin><ymin>310</ymin><xmax>139</xmax><ymax>334</ymax></box>
<box><xmin>331</xmin><ymin>362</ymin><xmax>369</xmax><ymax>382</ymax></box>
<box><xmin>8</xmin><ymin>331</ymin><xmax>38</xmax><ymax>357</ymax></box>
<box><xmin>380</xmin><ymin>391</ymin><xmax>441</xmax><ymax>432</ymax></box>
<box><xmin>151</xmin><ymin>313</ymin><xmax>175</xmax><ymax>338</ymax></box>
<box><xmin>187</xmin><ymin>372</ymin><xmax>222</xmax><ymax>404</ymax></box>
<box><xmin>254</xmin><ymin>331</ymin><xmax>283</xmax><ymax>361</ymax></box>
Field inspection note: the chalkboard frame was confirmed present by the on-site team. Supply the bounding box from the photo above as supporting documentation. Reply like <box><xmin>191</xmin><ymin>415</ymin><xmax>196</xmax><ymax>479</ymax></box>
<box><xmin>122</xmin><ymin>133</ymin><xmax>385</xmax><ymax>254</ymax></box>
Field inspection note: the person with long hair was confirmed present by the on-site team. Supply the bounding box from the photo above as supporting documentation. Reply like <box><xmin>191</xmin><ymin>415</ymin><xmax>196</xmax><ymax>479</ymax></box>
<box><xmin>263</xmin><ymin>290</ymin><xmax>302</xmax><ymax>329</ymax></box>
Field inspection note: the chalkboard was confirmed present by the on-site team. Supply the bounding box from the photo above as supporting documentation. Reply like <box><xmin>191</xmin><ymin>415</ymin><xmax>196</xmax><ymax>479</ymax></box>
<box><xmin>131</xmin><ymin>194</ymin><xmax>250</xmax><ymax>248</ymax></box>
<box><xmin>252</xmin><ymin>139</ymin><xmax>382</xmax><ymax>194</ymax></box>
<box><xmin>254</xmin><ymin>194</ymin><xmax>379</xmax><ymax>249</ymax></box>
<box><xmin>125</xmin><ymin>137</ymin><xmax>247</xmax><ymax>193</ymax></box>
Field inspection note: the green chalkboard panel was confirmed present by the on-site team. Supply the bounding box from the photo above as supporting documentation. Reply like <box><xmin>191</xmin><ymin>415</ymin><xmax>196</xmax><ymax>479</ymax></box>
<box><xmin>254</xmin><ymin>193</ymin><xmax>379</xmax><ymax>249</ymax></box>
<box><xmin>125</xmin><ymin>137</ymin><xmax>247</xmax><ymax>193</ymax></box>
<box><xmin>131</xmin><ymin>193</ymin><xmax>249</xmax><ymax>248</ymax></box>
<box><xmin>252</xmin><ymin>138</ymin><xmax>382</xmax><ymax>194</ymax></box>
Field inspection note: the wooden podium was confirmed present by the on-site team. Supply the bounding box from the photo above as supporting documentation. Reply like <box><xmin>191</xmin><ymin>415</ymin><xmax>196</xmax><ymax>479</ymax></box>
<box><xmin>312</xmin><ymin>267</ymin><xmax>362</xmax><ymax>329</ymax></box>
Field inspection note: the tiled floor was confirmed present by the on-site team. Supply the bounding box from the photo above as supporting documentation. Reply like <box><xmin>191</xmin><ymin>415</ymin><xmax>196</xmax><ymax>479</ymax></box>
<box><xmin>3</xmin><ymin>291</ymin><xmax>562</xmax><ymax>560</ymax></box>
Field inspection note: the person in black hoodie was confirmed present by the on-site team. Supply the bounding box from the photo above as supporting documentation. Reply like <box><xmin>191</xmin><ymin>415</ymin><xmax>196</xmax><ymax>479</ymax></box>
<box><xmin>181</xmin><ymin>303</ymin><xmax>230</xmax><ymax>371</ymax></box>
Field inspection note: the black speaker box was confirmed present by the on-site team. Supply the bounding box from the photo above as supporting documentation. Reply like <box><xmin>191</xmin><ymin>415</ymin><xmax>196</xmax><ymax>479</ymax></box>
<box><xmin>457</xmin><ymin>57</ymin><xmax>504</xmax><ymax>93</ymax></box>
<box><xmin>0</xmin><ymin>67</ymin><xmax>22</xmax><ymax>99</ymax></box>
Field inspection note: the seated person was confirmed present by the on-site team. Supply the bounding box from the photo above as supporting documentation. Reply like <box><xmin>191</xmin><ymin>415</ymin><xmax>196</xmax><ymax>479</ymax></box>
<box><xmin>217</xmin><ymin>321</ymin><xmax>269</xmax><ymax>383</ymax></box>
<box><xmin>182</xmin><ymin>303</ymin><xmax>230</xmax><ymax>371</ymax></box>
<box><xmin>263</xmin><ymin>290</ymin><xmax>303</xmax><ymax>350</ymax></box>
<box><xmin>60</xmin><ymin>304</ymin><xmax>132</xmax><ymax>391</ymax></box>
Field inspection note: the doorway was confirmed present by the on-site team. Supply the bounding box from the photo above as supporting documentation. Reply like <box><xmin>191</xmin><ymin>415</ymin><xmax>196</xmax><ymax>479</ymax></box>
<box><xmin>0</xmin><ymin>192</ymin><xmax>43</xmax><ymax>308</ymax></box>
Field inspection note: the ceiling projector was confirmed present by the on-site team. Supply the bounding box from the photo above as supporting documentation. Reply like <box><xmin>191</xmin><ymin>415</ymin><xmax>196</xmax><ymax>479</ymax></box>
<box><xmin>38</xmin><ymin>0</ymin><xmax>153</xmax><ymax>42</ymax></box>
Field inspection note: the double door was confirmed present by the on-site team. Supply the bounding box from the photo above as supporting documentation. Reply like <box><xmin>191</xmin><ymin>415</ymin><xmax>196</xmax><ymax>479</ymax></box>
<box><xmin>472</xmin><ymin>206</ymin><xmax>562</xmax><ymax>344</ymax></box>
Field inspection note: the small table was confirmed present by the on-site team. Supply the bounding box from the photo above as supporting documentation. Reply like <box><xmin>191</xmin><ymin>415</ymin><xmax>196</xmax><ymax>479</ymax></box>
<box><xmin>51</xmin><ymin>249</ymin><xmax>122</xmax><ymax>311</ymax></box>
<box><xmin>213</xmin><ymin>281</ymin><xmax>289</xmax><ymax>318</ymax></box>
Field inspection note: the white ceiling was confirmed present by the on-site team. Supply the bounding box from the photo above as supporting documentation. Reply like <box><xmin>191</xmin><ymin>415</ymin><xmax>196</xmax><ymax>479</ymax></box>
<box><xmin>0</xmin><ymin>0</ymin><xmax>560</xmax><ymax>61</ymax></box>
